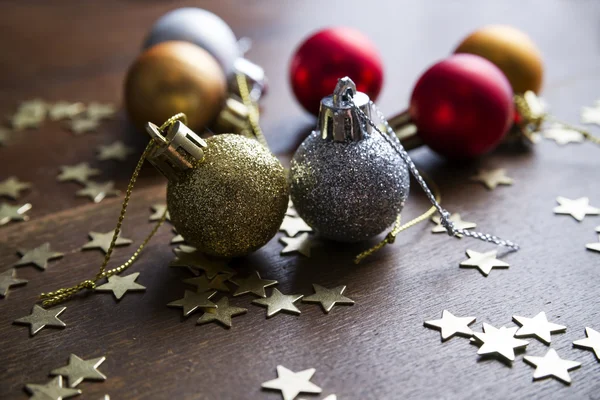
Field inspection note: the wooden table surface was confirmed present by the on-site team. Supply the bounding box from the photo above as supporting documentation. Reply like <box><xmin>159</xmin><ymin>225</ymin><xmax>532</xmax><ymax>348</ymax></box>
<box><xmin>1</xmin><ymin>1</ymin><xmax>600</xmax><ymax>399</ymax></box>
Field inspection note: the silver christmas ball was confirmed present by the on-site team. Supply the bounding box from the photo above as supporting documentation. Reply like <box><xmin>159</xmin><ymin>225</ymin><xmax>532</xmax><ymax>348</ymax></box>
<box><xmin>143</xmin><ymin>8</ymin><xmax>239</xmax><ymax>76</ymax></box>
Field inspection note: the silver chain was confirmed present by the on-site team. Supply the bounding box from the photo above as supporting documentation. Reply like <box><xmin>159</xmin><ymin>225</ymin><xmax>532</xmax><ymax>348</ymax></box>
<box><xmin>351</xmin><ymin>100</ymin><xmax>520</xmax><ymax>251</ymax></box>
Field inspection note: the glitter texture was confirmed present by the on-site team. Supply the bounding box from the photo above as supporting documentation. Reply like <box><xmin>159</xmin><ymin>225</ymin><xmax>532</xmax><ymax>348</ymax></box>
<box><xmin>290</xmin><ymin>131</ymin><xmax>409</xmax><ymax>242</ymax></box>
<box><xmin>168</xmin><ymin>134</ymin><xmax>289</xmax><ymax>257</ymax></box>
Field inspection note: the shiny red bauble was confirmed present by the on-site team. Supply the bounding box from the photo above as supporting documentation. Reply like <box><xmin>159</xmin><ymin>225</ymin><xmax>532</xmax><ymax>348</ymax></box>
<box><xmin>290</xmin><ymin>27</ymin><xmax>384</xmax><ymax>115</ymax></box>
<box><xmin>410</xmin><ymin>54</ymin><xmax>514</xmax><ymax>158</ymax></box>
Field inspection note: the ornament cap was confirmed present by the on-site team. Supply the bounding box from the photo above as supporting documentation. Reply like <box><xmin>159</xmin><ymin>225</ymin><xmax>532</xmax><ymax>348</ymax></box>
<box><xmin>146</xmin><ymin>120</ymin><xmax>207</xmax><ymax>182</ymax></box>
<box><xmin>231</xmin><ymin>57</ymin><xmax>267</xmax><ymax>102</ymax></box>
<box><xmin>317</xmin><ymin>77</ymin><xmax>372</xmax><ymax>142</ymax></box>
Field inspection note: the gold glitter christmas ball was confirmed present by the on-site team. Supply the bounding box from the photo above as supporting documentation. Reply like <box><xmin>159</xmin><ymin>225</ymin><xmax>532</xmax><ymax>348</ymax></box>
<box><xmin>167</xmin><ymin>134</ymin><xmax>289</xmax><ymax>258</ymax></box>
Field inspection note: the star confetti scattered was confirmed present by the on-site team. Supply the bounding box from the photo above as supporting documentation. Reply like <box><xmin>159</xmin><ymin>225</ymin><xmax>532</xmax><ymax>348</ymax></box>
<box><xmin>252</xmin><ymin>288</ymin><xmax>303</xmax><ymax>318</ymax></box>
<box><xmin>553</xmin><ymin>196</ymin><xmax>599</xmax><ymax>222</ymax></box>
<box><xmin>25</xmin><ymin>376</ymin><xmax>81</xmax><ymax>400</ymax></box>
<box><xmin>171</xmin><ymin>229</ymin><xmax>185</xmax><ymax>245</ymax></box>
<box><xmin>11</xmin><ymin>99</ymin><xmax>46</xmax><ymax>130</ymax></box>
<box><xmin>95</xmin><ymin>272</ymin><xmax>146</xmax><ymax>300</ymax></box>
<box><xmin>473</xmin><ymin>323</ymin><xmax>529</xmax><ymax>362</ymax></box>
<box><xmin>82</xmin><ymin>230</ymin><xmax>132</xmax><ymax>254</ymax></box>
<box><xmin>573</xmin><ymin>327</ymin><xmax>600</xmax><ymax>361</ymax></box>
<box><xmin>183</xmin><ymin>274</ymin><xmax>230</xmax><ymax>292</ymax></box>
<box><xmin>69</xmin><ymin>117</ymin><xmax>100</xmax><ymax>135</ymax></box>
<box><xmin>513</xmin><ymin>311</ymin><xmax>566</xmax><ymax>344</ymax></box>
<box><xmin>150</xmin><ymin>204</ymin><xmax>170</xmax><ymax>222</ymax></box>
<box><xmin>57</xmin><ymin>163</ymin><xmax>101</xmax><ymax>185</ymax></box>
<box><xmin>48</xmin><ymin>101</ymin><xmax>86</xmax><ymax>121</ymax></box>
<box><xmin>0</xmin><ymin>176</ymin><xmax>31</xmax><ymax>199</ymax></box>
<box><xmin>302</xmin><ymin>284</ymin><xmax>354</xmax><ymax>314</ymax></box>
<box><xmin>459</xmin><ymin>249</ymin><xmax>510</xmax><ymax>276</ymax></box>
<box><xmin>231</xmin><ymin>270</ymin><xmax>277</xmax><ymax>298</ymax></box>
<box><xmin>97</xmin><ymin>141</ymin><xmax>134</xmax><ymax>161</ymax></box>
<box><xmin>431</xmin><ymin>213</ymin><xmax>476</xmax><ymax>236</ymax></box>
<box><xmin>196</xmin><ymin>297</ymin><xmax>247</xmax><ymax>328</ymax></box>
<box><xmin>169</xmin><ymin>247</ymin><xmax>235</xmax><ymax>279</ymax></box>
<box><xmin>279</xmin><ymin>215</ymin><xmax>312</xmax><ymax>237</ymax></box>
<box><xmin>424</xmin><ymin>310</ymin><xmax>476</xmax><ymax>341</ymax></box>
<box><xmin>167</xmin><ymin>290</ymin><xmax>217</xmax><ymax>317</ymax></box>
<box><xmin>470</xmin><ymin>168</ymin><xmax>513</xmax><ymax>190</ymax></box>
<box><xmin>86</xmin><ymin>102</ymin><xmax>116</xmax><ymax>120</ymax></box>
<box><xmin>543</xmin><ymin>124</ymin><xmax>585</xmax><ymax>145</ymax></box>
<box><xmin>262</xmin><ymin>365</ymin><xmax>322</xmax><ymax>400</ymax></box>
<box><xmin>0</xmin><ymin>202</ymin><xmax>31</xmax><ymax>225</ymax></box>
<box><xmin>0</xmin><ymin>269</ymin><xmax>27</xmax><ymax>297</ymax></box>
<box><xmin>286</xmin><ymin>199</ymin><xmax>298</xmax><ymax>217</ymax></box>
<box><xmin>14</xmin><ymin>304</ymin><xmax>67</xmax><ymax>336</ymax></box>
<box><xmin>76</xmin><ymin>181</ymin><xmax>120</xmax><ymax>203</ymax></box>
<box><xmin>280</xmin><ymin>233</ymin><xmax>313</xmax><ymax>257</ymax></box>
<box><xmin>14</xmin><ymin>242</ymin><xmax>64</xmax><ymax>271</ymax></box>
<box><xmin>50</xmin><ymin>354</ymin><xmax>107</xmax><ymax>388</ymax></box>
<box><xmin>581</xmin><ymin>101</ymin><xmax>600</xmax><ymax>125</ymax></box>
<box><xmin>524</xmin><ymin>348</ymin><xmax>581</xmax><ymax>384</ymax></box>
<box><xmin>590</xmin><ymin>237</ymin><xmax>600</xmax><ymax>253</ymax></box>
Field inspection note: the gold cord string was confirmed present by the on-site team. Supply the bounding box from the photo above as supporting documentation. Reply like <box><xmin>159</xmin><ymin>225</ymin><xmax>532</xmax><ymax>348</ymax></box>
<box><xmin>236</xmin><ymin>72</ymin><xmax>270</xmax><ymax>148</ymax></box>
<box><xmin>39</xmin><ymin>114</ymin><xmax>187</xmax><ymax>307</ymax></box>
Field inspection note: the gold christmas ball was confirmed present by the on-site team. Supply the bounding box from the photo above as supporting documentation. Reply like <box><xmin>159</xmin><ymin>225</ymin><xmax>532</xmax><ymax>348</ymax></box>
<box><xmin>167</xmin><ymin>134</ymin><xmax>289</xmax><ymax>258</ymax></box>
<box><xmin>454</xmin><ymin>25</ymin><xmax>544</xmax><ymax>94</ymax></box>
<box><xmin>124</xmin><ymin>41</ymin><xmax>227</xmax><ymax>132</ymax></box>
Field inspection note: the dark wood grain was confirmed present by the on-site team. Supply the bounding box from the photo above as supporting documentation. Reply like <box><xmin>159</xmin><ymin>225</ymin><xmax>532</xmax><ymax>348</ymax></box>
<box><xmin>1</xmin><ymin>1</ymin><xmax>600</xmax><ymax>399</ymax></box>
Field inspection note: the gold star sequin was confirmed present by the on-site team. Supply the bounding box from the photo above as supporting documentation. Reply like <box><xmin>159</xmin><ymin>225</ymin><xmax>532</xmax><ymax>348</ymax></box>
<box><xmin>0</xmin><ymin>127</ymin><xmax>10</xmax><ymax>146</ymax></box>
<box><xmin>25</xmin><ymin>376</ymin><xmax>81</xmax><ymax>400</ymax></box>
<box><xmin>543</xmin><ymin>124</ymin><xmax>585</xmax><ymax>145</ymax></box>
<box><xmin>252</xmin><ymin>288</ymin><xmax>303</xmax><ymax>318</ymax></box>
<box><xmin>171</xmin><ymin>229</ymin><xmax>185</xmax><ymax>245</ymax></box>
<box><xmin>513</xmin><ymin>311</ymin><xmax>566</xmax><ymax>344</ymax></box>
<box><xmin>196</xmin><ymin>297</ymin><xmax>247</xmax><ymax>328</ymax></box>
<box><xmin>82</xmin><ymin>230</ymin><xmax>132</xmax><ymax>254</ymax></box>
<box><xmin>14</xmin><ymin>304</ymin><xmax>66</xmax><ymax>336</ymax></box>
<box><xmin>183</xmin><ymin>275</ymin><xmax>230</xmax><ymax>292</ymax></box>
<box><xmin>0</xmin><ymin>202</ymin><xmax>31</xmax><ymax>225</ymax></box>
<box><xmin>261</xmin><ymin>365</ymin><xmax>322</xmax><ymax>400</ymax></box>
<box><xmin>0</xmin><ymin>176</ymin><xmax>31</xmax><ymax>199</ymax></box>
<box><xmin>57</xmin><ymin>163</ymin><xmax>101</xmax><ymax>185</ymax></box>
<box><xmin>50</xmin><ymin>354</ymin><xmax>106</xmax><ymax>387</ymax></box>
<box><xmin>279</xmin><ymin>215</ymin><xmax>312</xmax><ymax>236</ymax></box>
<box><xmin>11</xmin><ymin>99</ymin><xmax>46</xmax><ymax>130</ymax></box>
<box><xmin>69</xmin><ymin>118</ymin><xmax>100</xmax><ymax>135</ymax></box>
<box><xmin>95</xmin><ymin>272</ymin><xmax>146</xmax><ymax>300</ymax></box>
<box><xmin>231</xmin><ymin>271</ymin><xmax>277</xmax><ymax>298</ymax></box>
<box><xmin>280</xmin><ymin>233</ymin><xmax>313</xmax><ymax>257</ymax></box>
<box><xmin>431</xmin><ymin>213</ymin><xmax>476</xmax><ymax>236</ymax></box>
<box><xmin>424</xmin><ymin>310</ymin><xmax>476</xmax><ymax>341</ymax></box>
<box><xmin>86</xmin><ymin>102</ymin><xmax>116</xmax><ymax>120</ymax></box>
<box><xmin>473</xmin><ymin>323</ymin><xmax>528</xmax><ymax>362</ymax></box>
<box><xmin>97</xmin><ymin>141</ymin><xmax>134</xmax><ymax>161</ymax></box>
<box><xmin>167</xmin><ymin>290</ymin><xmax>217</xmax><ymax>316</ymax></box>
<box><xmin>0</xmin><ymin>269</ymin><xmax>27</xmax><ymax>297</ymax></box>
<box><xmin>524</xmin><ymin>348</ymin><xmax>581</xmax><ymax>384</ymax></box>
<box><xmin>49</xmin><ymin>102</ymin><xmax>85</xmax><ymax>121</ymax></box>
<box><xmin>149</xmin><ymin>204</ymin><xmax>170</xmax><ymax>222</ymax></box>
<box><xmin>459</xmin><ymin>249</ymin><xmax>509</xmax><ymax>276</ymax></box>
<box><xmin>581</xmin><ymin>101</ymin><xmax>600</xmax><ymax>125</ymax></box>
<box><xmin>14</xmin><ymin>242</ymin><xmax>64</xmax><ymax>270</ymax></box>
<box><xmin>76</xmin><ymin>181</ymin><xmax>120</xmax><ymax>203</ymax></box>
<box><xmin>470</xmin><ymin>168</ymin><xmax>513</xmax><ymax>190</ymax></box>
<box><xmin>302</xmin><ymin>284</ymin><xmax>354</xmax><ymax>313</ymax></box>
<box><xmin>169</xmin><ymin>247</ymin><xmax>235</xmax><ymax>279</ymax></box>
<box><xmin>573</xmin><ymin>327</ymin><xmax>600</xmax><ymax>360</ymax></box>
<box><xmin>553</xmin><ymin>196</ymin><xmax>599</xmax><ymax>222</ymax></box>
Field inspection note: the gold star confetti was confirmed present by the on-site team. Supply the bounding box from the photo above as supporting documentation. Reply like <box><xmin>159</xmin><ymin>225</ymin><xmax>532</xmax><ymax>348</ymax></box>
<box><xmin>95</xmin><ymin>272</ymin><xmax>146</xmax><ymax>300</ymax></box>
<box><xmin>50</xmin><ymin>354</ymin><xmax>106</xmax><ymax>387</ymax></box>
<box><xmin>0</xmin><ymin>269</ymin><xmax>27</xmax><ymax>297</ymax></box>
<box><xmin>14</xmin><ymin>242</ymin><xmax>64</xmax><ymax>270</ymax></box>
<box><xmin>57</xmin><ymin>163</ymin><xmax>101</xmax><ymax>185</ymax></box>
<box><xmin>253</xmin><ymin>288</ymin><xmax>303</xmax><ymax>318</ymax></box>
<box><xmin>302</xmin><ymin>284</ymin><xmax>354</xmax><ymax>313</ymax></box>
<box><xmin>69</xmin><ymin>117</ymin><xmax>100</xmax><ymax>135</ymax></box>
<box><xmin>473</xmin><ymin>323</ymin><xmax>529</xmax><ymax>362</ymax></box>
<box><xmin>171</xmin><ymin>228</ymin><xmax>185</xmax><ymax>244</ymax></box>
<box><xmin>573</xmin><ymin>327</ymin><xmax>600</xmax><ymax>361</ymax></box>
<box><xmin>543</xmin><ymin>124</ymin><xmax>584</xmax><ymax>145</ymax></box>
<box><xmin>150</xmin><ymin>204</ymin><xmax>170</xmax><ymax>222</ymax></box>
<box><xmin>286</xmin><ymin>200</ymin><xmax>298</xmax><ymax>217</ymax></box>
<box><xmin>76</xmin><ymin>181</ymin><xmax>120</xmax><ymax>203</ymax></box>
<box><xmin>231</xmin><ymin>271</ymin><xmax>277</xmax><ymax>298</ymax></box>
<box><xmin>424</xmin><ymin>310</ymin><xmax>476</xmax><ymax>341</ymax></box>
<box><xmin>86</xmin><ymin>102</ymin><xmax>116</xmax><ymax>120</ymax></box>
<box><xmin>553</xmin><ymin>196</ymin><xmax>599</xmax><ymax>222</ymax></box>
<box><xmin>196</xmin><ymin>297</ymin><xmax>247</xmax><ymax>328</ymax></box>
<box><xmin>0</xmin><ymin>202</ymin><xmax>31</xmax><ymax>225</ymax></box>
<box><xmin>14</xmin><ymin>304</ymin><xmax>66</xmax><ymax>336</ymax></box>
<box><xmin>581</xmin><ymin>101</ymin><xmax>600</xmax><ymax>125</ymax></box>
<box><xmin>183</xmin><ymin>274</ymin><xmax>230</xmax><ymax>292</ymax></box>
<box><xmin>459</xmin><ymin>249</ymin><xmax>509</xmax><ymax>276</ymax></box>
<box><xmin>167</xmin><ymin>290</ymin><xmax>217</xmax><ymax>317</ymax></box>
<box><xmin>470</xmin><ymin>168</ymin><xmax>513</xmax><ymax>190</ymax></box>
<box><xmin>280</xmin><ymin>233</ymin><xmax>313</xmax><ymax>257</ymax></box>
<box><xmin>97</xmin><ymin>141</ymin><xmax>134</xmax><ymax>161</ymax></box>
<box><xmin>25</xmin><ymin>376</ymin><xmax>81</xmax><ymax>400</ymax></box>
<box><xmin>82</xmin><ymin>230</ymin><xmax>132</xmax><ymax>254</ymax></box>
<box><xmin>431</xmin><ymin>213</ymin><xmax>476</xmax><ymax>236</ymax></box>
<box><xmin>524</xmin><ymin>348</ymin><xmax>581</xmax><ymax>384</ymax></box>
<box><xmin>0</xmin><ymin>176</ymin><xmax>31</xmax><ymax>199</ymax></box>
<box><xmin>11</xmin><ymin>99</ymin><xmax>46</xmax><ymax>130</ymax></box>
<box><xmin>0</xmin><ymin>127</ymin><xmax>10</xmax><ymax>146</ymax></box>
<box><xmin>169</xmin><ymin>247</ymin><xmax>235</xmax><ymax>279</ymax></box>
<box><xmin>49</xmin><ymin>102</ymin><xmax>86</xmax><ymax>121</ymax></box>
<box><xmin>261</xmin><ymin>365</ymin><xmax>322</xmax><ymax>400</ymax></box>
<box><xmin>279</xmin><ymin>215</ymin><xmax>312</xmax><ymax>236</ymax></box>
<box><xmin>513</xmin><ymin>311</ymin><xmax>566</xmax><ymax>344</ymax></box>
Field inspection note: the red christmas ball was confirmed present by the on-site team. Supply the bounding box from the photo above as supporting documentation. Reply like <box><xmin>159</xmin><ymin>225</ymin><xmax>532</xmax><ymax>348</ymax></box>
<box><xmin>410</xmin><ymin>54</ymin><xmax>514</xmax><ymax>158</ymax></box>
<box><xmin>290</xmin><ymin>27</ymin><xmax>384</xmax><ymax>115</ymax></box>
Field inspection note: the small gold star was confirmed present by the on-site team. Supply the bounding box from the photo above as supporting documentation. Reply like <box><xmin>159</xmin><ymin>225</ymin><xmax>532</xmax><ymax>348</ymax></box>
<box><xmin>169</xmin><ymin>248</ymin><xmax>235</xmax><ymax>279</ymax></box>
<box><xmin>14</xmin><ymin>304</ymin><xmax>67</xmax><ymax>336</ymax></box>
<box><xmin>49</xmin><ymin>102</ymin><xmax>85</xmax><ymax>121</ymax></box>
<box><xmin>0</xmin><ymin>176</ymin><xmax>31</xmax><ymax>199</ymax></box>
<box><xmin>50</xmin><ymin>354</ymin><xmax>106</xmax><ymax>387</ymax></box>
<box><xmin>95</xmin><ymin>272</ymin><xmax>146</xmax><ymax>300</ymax></box>
<box><xmin>11</xmin><ymin>113</ymin><xmax>42</xmax><ymax>130</ymax></box>
<box><xmin>302</xmin><ymin>284</ymin><xmax>354</xmax><ymax>313</ymax></box>
<box><xmin>524</xmin><ymin>348</ymin><xmax>581</xmax><ymax>384</ymax></box>
<box><xmin>573</xmin><ymin>327</ymin><xmax>600</xmax><ymax>360</ymax></box>
<box><xmin>149</xmin><ymin>204</ymin><xmax>170</xmax><ymax>222</ymax></box>
<box><xmin>11</xmin><ymin>99</ymin><xmax>46</xmax><ymax>130</ymax></box>
<box><xmin>97</xmin><ymin>141</ymin><xmax>134</xmax><ymax>161</ymax></box>
<box><xmin>473</xmin><ymin>323</ymin><xmax>529</xmax><ymax>362</ymax></box>
<box><xmin>513</xmin><ymin>311</ymin><xmax>566</xmax><ymax>344</ymax></box>
<box><xmin>14</xmin><ymin>242</ymin><xmax>64</xmax><ymax>270</ymax></box>
<box><xmin>57</xmin><ymin>163</ymin><xmax>101</xmax><ymax>185</ymax></box>
<box><xmin>261</xmin><ymin>365</ymin><xmax>322</xmax><ymax>400</ymax></box>
<box><xmin>279</xmin><ymin>215</ymin><xmax>312</xmax><ymax>236</ymax></box>
<box><xmin>459</xmin><ymin>249</ymin><xmax>509</xmax><ymax>276</ymax></box>
<box><xmin>431</xmin><ymin>213</ymin><xmax>476</xmax><ymax>236</ymax></box>
<box><xmin>587</xmin><ymin>238</ymin><xmax>600</xmax><ymax>253</ymax></box>
<box><xmin>470</xmin><ymin>168</ymin><xmax>513</xmax><ymax>190</ymax></box>
<box><xmin>86</xmin><ymin>102</ymin><xmax>116</xmax><ymax>120</ymax></box>
<box><xmin>0</xmin><ymin>269</ymin><xmax>27</xmax><ymax>297</ymax></box>
<box><xmin>280</xmin><ymin>233</ymin><xmax>313</xmax><ymax>257</ymax></box>
<box><xmin>0</xmin><ymin>202</ymin><xmax>31</xmax><ymax>225</ymax></box>
<box><xmin>554</xmin><ymin>196</ymin><xmax>599</xmax><ymax>222</ymax></box>
<box><xmin>76</xmin><ymin>181</ymin><xmax>120</xmax><ymax>203</ymax></box>
<box><xmin>0</xmin><ymin>127</ymin><xmax>11</xmax><ymax>146</ymax></box>
<box><xmin>171</xmin><ymin>228</ymin><xmax>185</xmax><ymax>244</ymax></box>
<box><xmin>25</xmin><ymin>376</ymin><xmax>81</xmax><ymax>400</ymax></box>
<box><xmin>252</xmin><ymin>288</ymin><xmax>303</xmax><ymax>318</ymax></box>
<box><xmin>543</xmin><ymin>124</ymin><xmax>584</xmax><ymax>145</ymax></box>
<box><xmin>69</xmin><ymin>117</ymin><xmax>100</xmax><ymax>135</ymax></box>
<box><xmin>231</xmin><ymin>270</ymin><xmax>277</xmax><ymax>298</ymax></box>
<box><xmin>183</xmin><ymin>274</ymin><xmax>230</xmax><ymax>292</ymax></box>
<box><xmin>196</xmin><ymin>297</ymin><xmax>247</xmax><ymax>328</ymax></box>
<box><xmin>167</xmin><ymin>289</ymin><xmax>217</xmax><ymax>316</ymax></box>
<box><xmin>286</xmin><ymin>199</ymin><xmax>298</xmax><ymax>217</ymax></box>
<box><xmin>581</xmin><ymin>101</ymin><xmax>600</xmax><ymax>125</ymax></box>
<box><xmin>424</xmin><ymin>310</ymin><xmax>476</xmax><ymax>341</ymax></box>
<box><xmin>82</xmin><ymin>230</ymin><xmax>132</xmax><ymax>254</ymax></box>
